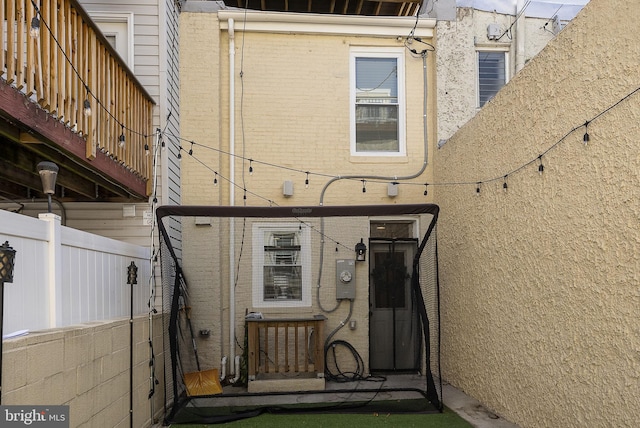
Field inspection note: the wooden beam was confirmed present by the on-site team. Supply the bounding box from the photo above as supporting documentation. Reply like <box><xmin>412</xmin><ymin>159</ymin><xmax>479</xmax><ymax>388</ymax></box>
<box><xmin>0</xmin><ymin>80</ymin><xmax>147</xmax><ymax>198</ymax></box>
<box><xmin>0</xmin><ymin>141</ymin><xmax>98</xmax><ymax>199</ymax></box>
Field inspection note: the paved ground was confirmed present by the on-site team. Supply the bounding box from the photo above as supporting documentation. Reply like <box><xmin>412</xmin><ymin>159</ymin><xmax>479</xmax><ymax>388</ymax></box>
<box><xmin>442</xmin><ymin>383</ymin><xmax>519</xmax><ymax>428</ymax></box>
<box><xmin>158</xmin><ymin>376</ymin><xmax>520</xmax><ymax>427</ymax></box>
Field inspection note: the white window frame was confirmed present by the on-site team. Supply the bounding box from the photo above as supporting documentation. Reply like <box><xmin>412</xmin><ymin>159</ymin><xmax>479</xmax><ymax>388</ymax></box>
<box><xmin>89</xmin><ymin>12</ymin><xmax>135</xmax><ymax>68</ymax></box>
<box><xmin>476</xmin><ymin>48</ymin><xmax>509</xmax><ymax>108</ymax></box>
<box><xmin>350</xmin><ymin>47</ymin><xmax>406</xmax><ymax>157</ymax></box>
<box><xmin>252</xmin><ymin>223</ymin><xmax>312</xmax><ymax>308</ymax></box>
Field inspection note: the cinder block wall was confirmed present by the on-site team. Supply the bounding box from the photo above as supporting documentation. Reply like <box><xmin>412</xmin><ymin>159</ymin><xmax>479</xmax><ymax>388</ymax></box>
<box><xmin>434</xmin><ymin>0</ymin><xmax>640</xmax><ymax>426</ymax></box>
<box><xmin>3</xmin><ymin>316</ymin><xmax>164</xmax><ymax>427</ymax></box>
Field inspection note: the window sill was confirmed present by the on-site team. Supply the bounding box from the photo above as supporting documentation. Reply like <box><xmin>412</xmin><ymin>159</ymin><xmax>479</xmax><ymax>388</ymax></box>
<box><xmin>349</xmin><ymin>155</ymin><xmax>409</xmax><ymax>164</ymax></box>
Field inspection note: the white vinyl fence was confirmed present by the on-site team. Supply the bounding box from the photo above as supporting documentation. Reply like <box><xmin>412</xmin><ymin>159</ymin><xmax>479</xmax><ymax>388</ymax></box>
<box><xmin>0</xmin><ymin>210</ymin><xmax>150</xmax><ymax>336</ymax></box>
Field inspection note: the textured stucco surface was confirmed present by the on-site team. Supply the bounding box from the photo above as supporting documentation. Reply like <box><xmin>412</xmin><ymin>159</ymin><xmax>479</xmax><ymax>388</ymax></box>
<box><xmin>436</xmin><ymin>8</ymin><xmax>555</xmax><ymax>141</ymax></box>
<box><xmin>434</xmin><ymin>0</ymin><xmax>640</xmax><ymax>427</ymax></box>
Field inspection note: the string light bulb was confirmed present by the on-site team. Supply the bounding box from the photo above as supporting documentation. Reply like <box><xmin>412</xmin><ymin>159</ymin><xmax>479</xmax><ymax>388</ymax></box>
<box><xmin>362</xmin><ymin>180</ymin><xmax>366</xmax><ymax>193</ymax></box>
<box><xmin>249</xmin><ymin>159</ymin><xmax>253</xmax><ymax>175</ymax></box>
<box><xmin>30</xmin><ymin>15</ymin><xmax>40</xmax><ymax>38</ymax></box>
<box><xmin>305</xmin><ymin>172</ymin><xmax>309</xmax><ymax>189</ymax></box>
<box><xmin>177</xmin><ymin>146</ymin><xmax>182</xmax><ymax>161</ymax></box>
<box><xmin>503</xmin><ymin>176</ymin><xmax>508</xmax><ymax>192</ymax></box>
<box><xmin>118</xmin><ymin>126</ymin><xmax>125</xmax><ymax>148</ymax></box>
<box><xmin>188</xmin><ymin>142</ymin><xmax>194</xmax><ymax>156</ymax></box>
<box><xmin>144</xmin><ymin>143</ymin><xmax>149</xmax><ymax>156</ymax></box>
<box><xmin>476</xmin><ymin>182</ymin><xmax>481</xmax><ymax>196</ymax></box>
<box><xmin>213</xmin><ymin>172</ymin><xmax>218</xmax><ymax>186</ymax></box>
<box><xmin>423</xmin><ymin>183</ymin><xmax>428</xmax><ymax>196</ymax></box>
<box><xmin>583</xmin><ymin>121</ymin><xmax>590</xmax><ymax>145</ymax></box>
<box><xmin>538</xmin><ymin>155</ymin><xmax>544</xmax><ymax>175</ymax></box>
<box><xmin>83</xmin><ymin>98</ymin><xmax>92</xmax><ymax>116</ymax></box>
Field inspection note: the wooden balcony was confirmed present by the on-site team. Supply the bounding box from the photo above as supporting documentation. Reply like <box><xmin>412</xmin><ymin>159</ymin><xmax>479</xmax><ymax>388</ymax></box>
<box><xmin>0</xmin><ymin>0</ymin><xmax>154</xmax><ymax>201</ymax></box>
<box><xmin>246</xmin><ymin>315</ymin><xmax>326</xmax><ymax>392</ymax></box>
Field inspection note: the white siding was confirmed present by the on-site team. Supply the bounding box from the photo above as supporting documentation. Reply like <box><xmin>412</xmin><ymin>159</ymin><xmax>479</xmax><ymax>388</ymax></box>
<box><xmin>72</xmin><ymin>0</ymin><xmax>181</xmax><ymax>259</ymax></box>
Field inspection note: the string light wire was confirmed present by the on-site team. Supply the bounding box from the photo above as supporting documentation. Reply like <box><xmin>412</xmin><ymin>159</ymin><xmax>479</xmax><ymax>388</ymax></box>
<box><xmin>29</xmin><ymin>0</ymin><xmax>149</xmax><ymax>141</ymax></box>
<box><xmin>159</xmin><ymin>83</ymin><xmax>640</xmax><ymax>196</ymax></box>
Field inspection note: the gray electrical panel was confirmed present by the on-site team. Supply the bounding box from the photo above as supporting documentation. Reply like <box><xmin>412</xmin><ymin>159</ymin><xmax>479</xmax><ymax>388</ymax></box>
<box><xmin>336</xmin><ymin>259</ymin><xmax>356</xmax><ymax>300</ymax></box>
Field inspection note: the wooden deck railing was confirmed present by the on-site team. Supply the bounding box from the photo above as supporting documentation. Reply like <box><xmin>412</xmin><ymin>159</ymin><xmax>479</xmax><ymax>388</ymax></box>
<box><xmin>1</xmin><ymin>0</ymin><xmax>154</xmax><ymax>185</ymax></box>
<box><xmin>247</xmin><ymin>315</ymin><xmax>326</xmax><ymax>381</ymax></box>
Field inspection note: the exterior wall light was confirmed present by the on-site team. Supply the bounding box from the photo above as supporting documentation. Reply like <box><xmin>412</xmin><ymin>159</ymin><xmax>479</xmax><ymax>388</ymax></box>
<box><xmin>355</xmin><ymin>239</ymin><xmax>367</xmax><ymax>262</ymax></box>
<box><xmin>37</xmin><ymin>161</ymin><xmax>59</xmax><ymax>213</ymax></box>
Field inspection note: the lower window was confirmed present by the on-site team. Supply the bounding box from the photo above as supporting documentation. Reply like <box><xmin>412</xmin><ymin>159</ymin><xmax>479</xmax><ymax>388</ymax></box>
<box><xmin>252</xmin><ymin>224</ymin><xmax>311</xmax><ymax>307</ymax></box>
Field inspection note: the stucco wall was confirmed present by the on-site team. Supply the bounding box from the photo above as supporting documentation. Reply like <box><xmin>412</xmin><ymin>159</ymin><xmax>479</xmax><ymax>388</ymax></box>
<box><xmin>436</xmin><ymin>8</ymin><xmax>555</xmax><ymax>141</ymax></box>
<box><xmin>3</xmin><ymin>316</ymin><xmax>165</xmax><ymax>427</ymax></box>
<box><xmin>434</xmin><ymin>0</ymin><xmax>640</xmax><ymax>426</ymax></box>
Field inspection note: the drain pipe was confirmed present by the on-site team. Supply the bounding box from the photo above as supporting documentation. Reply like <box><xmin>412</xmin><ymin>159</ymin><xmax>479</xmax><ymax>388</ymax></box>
<box><xmin>231</xmin><ymin>355</ymin><xmax>241</xmax><ymax>384</ymax></box>
<box><xmin>228</xmin><ymin>18</ymin><xmax>237</xmax><ymax>375</ymax></box>
<box><xmin>515</xmin><ymin>0</ymin><xmax>526</xmax><ymax>72</ymax></box>
<box><xmin>220</xmin><ymin>356</ymin><xmax>228</xmax><ymax>382</ymax></box>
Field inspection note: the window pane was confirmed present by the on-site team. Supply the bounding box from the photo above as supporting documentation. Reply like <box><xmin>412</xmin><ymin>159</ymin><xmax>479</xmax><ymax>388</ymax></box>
<box><xmin>355</xmin><ymin>57</ymin><xmax>399</xmax><ymax>152</ymax></box>
<box><xmin>355</xmin><ymin>105</ymin><xmax>399</xmax><ymax>152</ymax></box>
<box><xmin>263</xmin><ymin>266</ymin><xmax>302</xmax><ymax>300</ymax></box>
<box><xmin>263</xmin><ymin>231</ymin><xmax>302</xmax><ymax>301</ymax></box>
<box><xmin>478</xmin><ymin>52</ymin><xmax>506</xmax><ymax>106</ymax></box>
<box><xmin>356</xmin><ymin>57</ymin><xmax>398</xmax><ymax>100</ymax></box>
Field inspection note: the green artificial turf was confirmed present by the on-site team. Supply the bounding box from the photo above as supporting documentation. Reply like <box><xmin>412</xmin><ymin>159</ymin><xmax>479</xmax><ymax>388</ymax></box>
<box><xmin>171</xmin><ymin>406</ymin><xmax>472</xmax><ymax>428</ymax></box>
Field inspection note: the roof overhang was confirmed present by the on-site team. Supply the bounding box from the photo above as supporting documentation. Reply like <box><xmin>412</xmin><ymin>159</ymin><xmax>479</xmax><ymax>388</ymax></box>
<box><xmin>218</xmin><ymin>10</ymin><xmax>435</xmax><ymax>38</ymax></box>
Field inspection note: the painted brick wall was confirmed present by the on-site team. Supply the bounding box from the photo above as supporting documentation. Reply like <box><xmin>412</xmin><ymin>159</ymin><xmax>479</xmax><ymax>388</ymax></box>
<box><xmin>3</xmin><ymin>316</ymin><xmax>164</xmax><ymax>427</ymax></box>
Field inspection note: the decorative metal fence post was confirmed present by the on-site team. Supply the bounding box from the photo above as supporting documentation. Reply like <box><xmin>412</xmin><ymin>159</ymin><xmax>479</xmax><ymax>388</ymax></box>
<box><xmin>127</xmin><ymin>261</ymin><xmax>138</xmax><ymax>428</ymax></box>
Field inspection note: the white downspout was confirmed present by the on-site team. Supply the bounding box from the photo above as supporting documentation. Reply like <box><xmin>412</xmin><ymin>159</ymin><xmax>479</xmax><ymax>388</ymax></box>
<box><xmin>515</xmin><ymin>0</ymin><xmax>526</xmax><ymax>72</ymax></box>
<box><xmin>228</xmin><ymin>18</ymin><xmax>237</xmax><ymax>374</ymax></box>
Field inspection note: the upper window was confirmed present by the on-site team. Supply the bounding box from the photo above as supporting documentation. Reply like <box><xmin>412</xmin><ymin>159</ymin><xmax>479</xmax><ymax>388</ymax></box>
<box><xmin>252</xmin><ymin>224</ymin><xmax>311</xmax><ymax>308</ymax></box>
<box><xmin>477</xmin><ymin>51</ymin><xmax>507</xmax><ymax>107</ymax></box>
<box><xmin>350</xmin><ymin>48</ymin><xmax>405</xmax><ymax>156</ymax></box>
<box><xmin>89</xmin><ymin>12</ymin><xmax>134</xmax><ymax>67</ymax></box>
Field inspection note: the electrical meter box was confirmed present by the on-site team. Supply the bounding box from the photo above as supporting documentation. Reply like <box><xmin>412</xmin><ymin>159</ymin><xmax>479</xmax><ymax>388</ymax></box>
<box><xmin>336</xmin><ymin>259</ymin><xmax>356</xmax><ymax>300</ymax></box>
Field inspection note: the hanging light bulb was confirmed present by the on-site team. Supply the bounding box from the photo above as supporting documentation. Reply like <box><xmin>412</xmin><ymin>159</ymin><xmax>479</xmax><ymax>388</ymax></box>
<box><xmin>503</xmin><ymin>176</ymin><xmax>508</xmax><ymax>192</ymax></box>
<box><xmin>118</xmin><ymin>126</ymin><xmax>125</xmax><ymax>148</ymax></box>
<box><xmin>476</xmin><ymin>182</ymin><xmax>481</xmax><ymax>196</ymax></box>
<box><xmin>243</xmin><ymin>189</ymin><xmax>247</xmax><ymax>200</ymax></box>
<box><xmin>305</xmin><ymin>172</ymin><xmax>309</xmax><ymax>189</ymax></box>
<box><xmin>583</xmin><ymin>121</ymin><xmax>590</xmax><ymax>145</ymax></box>
<box><xmin>189</xmin><ymin>142</ymin><xmax>194</xmax><ymax>156</ymax></box>
<box><xmin>249</xmin><ymin>160</ymin><xmax>253</xmax><ymax>175</ymax></box>
<box><xmin>213</xmin><ymin>172</ymin><xmax>218</xmax><ymax>186</ymax></box>
<box><xmin>177</xmin><ymin>147</ymin><xmax>182</xmax><ymax>161</ymax></box>
<box><xmin>144</xmin><ymin>143</ymin><xmax>150</xmax><ymax>156</ymax></box>
<box><xmin>362</xmin><ymin>180</ymin><xmax>366</xmax><ymax>193</ymax></box>
<box><xmin>30</xmin><ymin>15</ymin><xmax>40</xmax><ymax>38</ymax></box>
<box><xmin>83</xmin><ymin>98</ymin><xmax>92</xmax><ymax>116</ymax></box>
<box><xmin>423</xmin><ymin>183</ymin><xmax>428</xmax><ymax>196</ymax></box>
<box><xmin>538</xmin><ymin>155</ymin><xmax>544</xmax><ymax>175</ymax></box>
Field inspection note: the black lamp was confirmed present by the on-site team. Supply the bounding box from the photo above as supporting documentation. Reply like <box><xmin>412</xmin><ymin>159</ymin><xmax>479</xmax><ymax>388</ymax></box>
<box><xmin>37</xmin><ymin>161</ymin><xmax>59</xmax><ymax>213</ymax></box>
<box><xmin>355</xmin><ymin>239</ymin><xmax>367</xmax><ymax>262</ymax></box>
<box><xmin>0</xmin><ymin>241</ymin><xmax>17</xmax><ymax>404</ymax></box>
<box><xmin>127</xmin><ymin>261</ymin><xmax>137</xmax><ymax>428</ymax></box>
